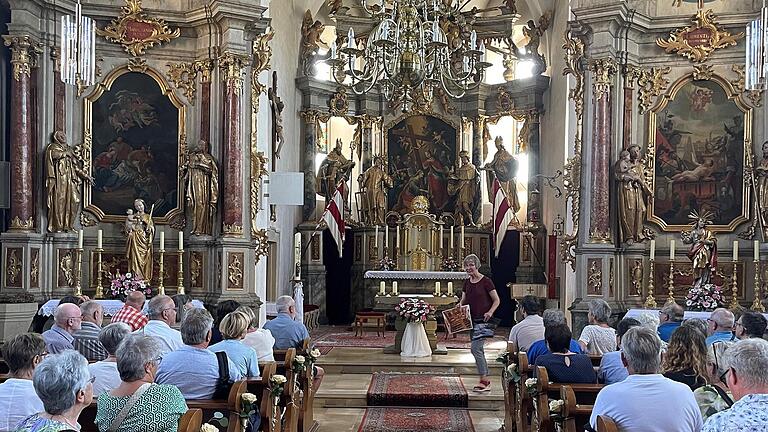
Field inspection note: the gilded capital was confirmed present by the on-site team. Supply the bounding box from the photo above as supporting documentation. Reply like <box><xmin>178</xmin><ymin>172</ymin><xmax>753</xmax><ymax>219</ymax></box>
<box><xmin>3</xmin><ymin>35</ymin><xmax>35</xmax><ymax>81</ymax></box>
<box><xmin>194</xmin><ymin>59</ymin><xmax>214</xmax><ymax>84</ymax></box>
<box><xmin>589</xmin><ymin>58</ymin><xmax>618</xmax><ymax>101</ymax></box>
<box><xmin>219</xmin><ymin>52</ymin><xmax>247</xmax><ymax>92</ymax></box>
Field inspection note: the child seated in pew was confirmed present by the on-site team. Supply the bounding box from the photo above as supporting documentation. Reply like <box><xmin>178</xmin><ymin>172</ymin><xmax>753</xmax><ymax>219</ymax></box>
<box><xmin>535</xmin><ymin>324</ymin><xmax>597</xmax><ymax>384</ymax></box>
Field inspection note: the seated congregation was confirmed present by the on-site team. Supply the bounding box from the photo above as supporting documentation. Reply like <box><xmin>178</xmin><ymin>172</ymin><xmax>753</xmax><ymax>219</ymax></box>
<box><xmin>0</xmin><ymin>294</ymin><xmax>322</xmax><ymax>432</ymax></box>
<box><xmin>502</xmin><ymin>296</ymin><xmax>768</xmax><ymax>432</ymax></box>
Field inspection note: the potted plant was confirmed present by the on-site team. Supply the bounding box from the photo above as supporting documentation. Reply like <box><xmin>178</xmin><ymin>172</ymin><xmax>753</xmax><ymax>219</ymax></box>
<box><xmin>0</xmin><ymin>292</ymin><xmax>37</xmax><ymax>343</ymax></box>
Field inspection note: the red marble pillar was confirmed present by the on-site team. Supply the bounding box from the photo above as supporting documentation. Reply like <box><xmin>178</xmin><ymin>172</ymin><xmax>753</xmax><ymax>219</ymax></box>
<box><xmin>588</xmin><ymin>58</ymin><xmax>618</xmax><ymax>243</ymax></box>
<box><xmin>3</xmin><ymin>35</ymin><xmax>37</xmax><ymax>231</ymax></box>
<box><xmin>198</xmin><ymin>60</ymin><xmax>213</xmax><ymax>144</ymax></box>
<box><xmin>52</xmin><ymin>48</ymin><xmax>66</xmax><ymax>134</ymax></box>
<box><xmin>220</xmin><ymin>53</ymin><xmax>246</xmax><ymax>236</ymax></box>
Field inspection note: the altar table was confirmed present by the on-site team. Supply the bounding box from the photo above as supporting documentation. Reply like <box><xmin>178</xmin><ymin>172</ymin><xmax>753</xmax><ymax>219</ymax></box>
<box><xmin>38</xmin><ymin>299</ymin><xmax>205</xmax><ymax>317</ymax></box>
<box><xmin>625</xmin><ymin>309</ymin><xmax>768</xmax><ymax>321</ymax></box>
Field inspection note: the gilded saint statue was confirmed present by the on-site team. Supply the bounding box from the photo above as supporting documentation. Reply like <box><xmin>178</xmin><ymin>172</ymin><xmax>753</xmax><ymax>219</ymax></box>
<box><xmin>448</xmin><ymin>150</ymin><xmax>481</xmax><ymax>226</ymax></box>
<box><xmin>182</xmin><ymin>140</ymin><xmax>219</xmax><ymax>236</ymax></box>
<box><xmin>754</xmin><ymin>141</ymin><xmax>768</xmax><ymax>238</ymax></box>
<box><xmin>615</xmin><ymin>145</ymin><xmax>652</xmax><ymax>244</ymax></box>
<box><xmin>681</xmin><ymin>210</ymin><xmax>718</xmax><ymax>289</ymax></box>
<box><xmin>316</xmin><ymin>138</ymin><xmax>356</xmax><ymax>206</ymax></box>
<box><xmin>45</xmin><ymin>131</ymin><xmax>93</xmax><ymax>232</ymax></box>
<box><xmin>481</xmin><ymin>136</ymin><xmax>520</xmax><ymax>213</ymax></box>
<box><xmin>358</xmin><ymin>155</ymin><xmax>393</xmax><ymax>225</ymax></box>
<box><xmin>125</xmin><ymin>198</ymin><xmax>155</xmax><ymax>281</ymax></box>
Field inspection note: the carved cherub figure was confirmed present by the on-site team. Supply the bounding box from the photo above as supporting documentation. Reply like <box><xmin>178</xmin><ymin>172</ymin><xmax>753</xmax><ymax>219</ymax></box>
<box><xmin>522</xmin><ymin>11</ymin><xmax>552</xmax><ymax>75</ymax></box>
<box><xmin>301</xmin><ymin>10</ymin><xmax>326</xmax><ymax>71</ymax></box>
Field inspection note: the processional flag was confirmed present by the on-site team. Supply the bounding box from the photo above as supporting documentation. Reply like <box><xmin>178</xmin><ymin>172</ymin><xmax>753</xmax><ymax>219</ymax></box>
<box><xmin>321</xmin><ymin>182</ymin><xmax>346</xmax><ymax>257</ymax></box>
<box><xmin>492</xmin><ymin>178</ymin><xmax>514</xmax><ymax>258</ymax></box>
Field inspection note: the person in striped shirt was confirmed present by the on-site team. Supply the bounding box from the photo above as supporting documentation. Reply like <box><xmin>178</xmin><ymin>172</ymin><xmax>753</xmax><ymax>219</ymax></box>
<box><xmin>73</xmin><ymin>301</ymin><xmax>107</xmax><ymax>361</ymax></box>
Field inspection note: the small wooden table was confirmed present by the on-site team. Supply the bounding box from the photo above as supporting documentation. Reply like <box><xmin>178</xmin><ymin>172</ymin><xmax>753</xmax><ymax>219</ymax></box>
<box><xmin>354</xmin><ymin>312</ymin><xmax>386</xmax><ymax>337</ymax></box>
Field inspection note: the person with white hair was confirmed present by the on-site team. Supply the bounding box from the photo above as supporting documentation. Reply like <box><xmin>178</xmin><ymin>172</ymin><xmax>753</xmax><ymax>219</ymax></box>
<box><xmin>136</xmin><ymin>295</ymin><xmax>183</xmax><ymax>355</ymax></box>
<box><xmin>15</xmin><ymin>351</ymin><xmax>94</xmax><ymax>432</ymax></box>
<box><xmin>526</xmin><ymin>309</ymin><xmax>583</xmax><ymax>365</ymax></box>
<box><xmin>705</xmin><ymin>308</ymin><xmax>736</xmax><ymax>345</ymax></box>
<box><xmin>658</xmin><ymin>301</ymin><xmax>684</xmax><ymax>342</ymax></box>
<box><xmin>702</xmin><ymin>338</ymin><xmax>768</xmax><ymax>430</ymax></box>
<box><xmin>578</xmin><ymin>299</ymin><xmax>617</xmax><ymax>355</ymax></box>
<box><xmin>88</xmin><ymin>322</ymin><xmax>132</xmax><ymax>395</ymax></box>
<box><xmin>73</xmin><ymin>301</ymin><xmax>107</xmax><ymax>361</ymax></box>
<box><xmin>42</xmin><ymin>303</ymin><xmax>82</xmax><ymax>354</ymax></box>
<box><xmin>589</xmin><ymin>327</ymin><xmax>702</xmax><ymax>431</ymax></box>
<box><xmin>263</xmin><ymin>295</ymin><xmax>310</xmax><ymax>350</ymax></box>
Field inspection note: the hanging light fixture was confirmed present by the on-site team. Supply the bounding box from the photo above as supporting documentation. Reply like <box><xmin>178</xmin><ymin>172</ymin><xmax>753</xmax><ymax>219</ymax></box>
<box><xmin>746</xmin><ymin>0</ymin><xmax>768</xmax><ymax>91</ymax></box>
<box><xmin>326</xmin><ymin>0</ymin><xmax>491</xmax><ymax>111</ymax></box>
<box><xmin>60</xmin><ymin>0</ymin><xmax>96</xmax><ymax>87</ymax></box>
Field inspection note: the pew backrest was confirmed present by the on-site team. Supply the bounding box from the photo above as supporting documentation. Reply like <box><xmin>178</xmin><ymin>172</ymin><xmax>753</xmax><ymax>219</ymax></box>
<box><xmin>597</xmin><ymin>415</ymin><xmax>619</xmax><ymax>432</ymax></box>
<box><xmin>179</xmin><ymin>408</ymin><xmax>203</xmax><ymax>432</ymax></box>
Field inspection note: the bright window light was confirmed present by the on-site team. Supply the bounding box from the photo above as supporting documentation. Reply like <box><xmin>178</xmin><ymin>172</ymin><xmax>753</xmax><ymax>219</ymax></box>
<box><xmin>516</xmin><ymin>60</ymin><xmax>534</xmax><ymax>79</ymax></box>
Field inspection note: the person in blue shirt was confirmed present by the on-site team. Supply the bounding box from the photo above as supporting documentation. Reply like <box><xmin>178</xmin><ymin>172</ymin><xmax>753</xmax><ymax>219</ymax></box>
<box><xmin>264</xmin><ymin>295</ymin><xmax>324</xmax><ymax>388</ymax></box>
<box><xmin>599</xmin><ymin>317</ymin><xmax>641</xmax><ymax>385</ymax></box>
<box><xmin>705</xmin><ymin>308</ymin><xmax>736</xmax><ymax>345</ymax></box>
<box><xmin>658</xmin><ymin>301</ymin><xmax>684</xmax><ymax>342</ymax></box>
<box><xmin>527</xmin><ymin>309</ymin><xmax>582</xmax><ymax>365</ymax></box>
<box><xmin>209</xmin><ymin>311</ymin><xmax>261</xmax><ymax>377</ymax></box>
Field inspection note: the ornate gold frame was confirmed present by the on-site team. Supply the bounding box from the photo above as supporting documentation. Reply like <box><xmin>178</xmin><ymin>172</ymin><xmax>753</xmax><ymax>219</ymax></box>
<box><xmin>656</xmin><ymin>9</ymin><xmax>744</xmax><ymax>63</ymax></box>
<box><xmin>383</xmin><ymin>111</ymin><xmax>461</xmax><ymax>164</ymax></box>
<box><xmin>645</xmin><ymin>72</ymin><xmax>751</xmax><ymax>232</ymax></box>
<box><xmin>97</xmin><ymin>0</ymin><xmax>180</xmax><ymax>57</ymax></box>
<box><xmin>82</xmin><ymin>64</ymin><xmax>187</xmax><ymax>224</ymax></box>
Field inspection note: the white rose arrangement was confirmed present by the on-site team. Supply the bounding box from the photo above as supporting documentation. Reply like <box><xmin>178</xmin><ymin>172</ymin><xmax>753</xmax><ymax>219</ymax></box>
<box><xmin>549</xmin><ymin>399</ymin><xmax>564</xmax><ymax>413</ymax></box>
<box><xmin>310</xmin><ymin>348</ymin><xmax>321</xmax><ymax>359</ymax></box>
<box><xmin>271</xmin><ymin>374</ymin><xmax>287</xmax><ymax>385</ymax></box>
<box><xmin>241</xmin><ymin>392</ymin><xmax>258</xmax><ymax>404</ymax></box>
<box><xmin>295</xmin><ymin>355</ymin><xmax>305</xmax><ymax>364</ymax></box>
<box><xmin>524</xmin><ymin>378</ymin><xmax>537</xmax><ymax>389</ymax></box>
<box><xmin>200</xmin><ymin>424</ymin><xmax>218</xmax><ymax>432</ymax></box>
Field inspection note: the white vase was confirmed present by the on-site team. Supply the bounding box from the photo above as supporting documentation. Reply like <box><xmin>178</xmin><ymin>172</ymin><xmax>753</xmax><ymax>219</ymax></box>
<box><xmin>400</xmin><ymin>321</ymin><xmax>432</xmax><ymax>357</ymax></box>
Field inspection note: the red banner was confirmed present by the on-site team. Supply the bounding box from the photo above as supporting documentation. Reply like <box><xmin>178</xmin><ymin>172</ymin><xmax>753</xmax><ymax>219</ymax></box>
<box><xmin>548</xmin><ymin>235</ymin><xmax>558</xmax><ymax>299</ymax></box>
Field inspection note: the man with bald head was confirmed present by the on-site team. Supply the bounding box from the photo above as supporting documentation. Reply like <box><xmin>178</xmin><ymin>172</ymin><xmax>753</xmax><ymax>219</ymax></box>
<box><xmin>42</xmin><ymin>303</ymin><xmax>82</xmax><ymax>354</ymax></box>
<box><xmin>136</xmin><ymin>294</ymin><xmax>183</xmax><ymax>355</ymax></box>
<box><xmin>706</xmin><ymin>308</ymin><xmax>736</xmax><ymax>345</ymax></box>
<box><xmin>110</xmin><ymin>290</ymin><xmax>148</xmax><ymax>331</ymax></box>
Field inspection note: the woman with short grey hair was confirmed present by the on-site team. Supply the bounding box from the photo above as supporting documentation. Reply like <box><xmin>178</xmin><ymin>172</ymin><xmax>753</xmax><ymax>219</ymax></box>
<box><xmin>94</xmin><ymin>334</ymin><xmax>187</xmax><ymax>432</ymax></box>
<box><xmin>15</xmin><ymin>350</ymin><xmax>93</xmax><ymax>432</ymax></box>
<box><xmin>88</xmin><ymin>322</ymin><xmax>132</xmax><ymax>395</ymax></box>
<box><xmin>578</xmin><ymin>299</ymin><xmax>617</xmax><ymax>355</ymax></box>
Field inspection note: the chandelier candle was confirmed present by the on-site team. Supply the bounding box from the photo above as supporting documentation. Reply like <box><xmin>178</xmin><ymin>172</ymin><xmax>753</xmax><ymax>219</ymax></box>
<box><xmin>650</xmin><ymin>239</ymin><xmax>656</xmax><ymax>261</ymax></box>
<box><xmin>434</xmin><ymin>281</ymin><xmax>440</xmax><ymax>296</ymax></box>
<box><xmin>733</xmin><ymin>240</ymin><xmax>739</xmax><ymax>262</ymax></box>
<box><xmin>670</xmin><ymin>240</ymin><xmax>675</xmax><ymax>260</ymax></box>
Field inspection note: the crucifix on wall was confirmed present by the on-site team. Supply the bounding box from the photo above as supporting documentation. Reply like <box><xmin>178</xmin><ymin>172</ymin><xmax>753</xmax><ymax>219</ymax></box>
<box><xmin>268</xmin><ymin>71</ymin><xmax>284</xmax><ymax>221</ymax></box>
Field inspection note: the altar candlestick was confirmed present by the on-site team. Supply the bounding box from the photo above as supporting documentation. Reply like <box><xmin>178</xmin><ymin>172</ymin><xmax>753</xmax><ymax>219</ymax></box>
<box><xmin>393</xmin><ymin>281</ymin><xmax>398</xmax><ymax>295</ymax></box>
<box><xmin>179</xmin><ymin>231</ymin><xmax>184</xmax><ymax>251</ymax></box>
<box><xmin>379</xmin><ymin>281</ymin><xmax>385</xmax><ymax>296</ymax></box>
<box><xmin>669</xmin><ymin>240</ymin><xmax>675</xmax><ymax>260</ymax></box>
<box><xmin>160</xmin><ymin>232</ymin><xmax>165</xmax><ymax>250</ymax></box>
<box><xmin>447</xmin><ymin>281</ymin><xmax>454</xmax><ymax>296</ymax></box>
<box><xmin>294</xmin><ymin>232</ymin><xmax>301</xmax><ymax>272</ymax></box>
<box><xmin>375</xmin><ymin>225</ymin><xmax>379</xmax><ymax>247</ymax></box>
<box><xmin>755</xmin><ymin>240</ymin><xmax>760</xmax><ymax>261</ymax></box>
<box><xmin>439</xmin><ymin>226</ymin><xmax>444</xmax><ymax>249</ymax></box>
<box><xmin>78</xmin><ymin>230</ymin><xmax>83</xmax><ymax>249</ymax></box>
<box><xmin>450</xmin><ymin>226</ymin><xmax>454</xmax><ymax>249</ymax></box>
<box><xmin>396</xmin><ymin>225</ymin><xmax>400</xmax><ymax>249</ymax></box>
<box><xmin>733</xmin><ymin>240</ymin><xmax>739</xmax><ymax>262</ymax></box>
<box><xmin>649</xmin><ymin>240</ymin><xmax>655</xmax><ymax>261</ymax></box>
<box><xmin>435</xmin><ymin>281</ymin><xmax>441</xmax><ymax>296</ymax></box>
<box><xmin>97</xmin><ymin>230</ymin><xmax>102</xmax><ymax>249</ymax></box>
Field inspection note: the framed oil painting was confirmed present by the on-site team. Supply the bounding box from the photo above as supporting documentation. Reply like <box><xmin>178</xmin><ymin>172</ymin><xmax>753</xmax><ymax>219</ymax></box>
<box><xmin>647</xmin><ymin>73</ymin><xmax>750</xmax><ymax>232</ymax></box>
<box><xmin>385</xmin><ymin>115</ymin><xmax>458</xmax><ymax>215</ymax></box>
<box><xmin>83</xmin><ymin>66</ymin><xmax>186</xmax><ymax>223</ymax></box>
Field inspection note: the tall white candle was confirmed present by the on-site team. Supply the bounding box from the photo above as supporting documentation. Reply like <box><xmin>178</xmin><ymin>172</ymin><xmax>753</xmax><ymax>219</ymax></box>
<box><xmin>439</xmin><ymin>225</ymin><xmax>444</xmax><ymax>249</ymax></box>
<box><xmin>733</xmin><ymin>240</ymin><xmax>739</xmax><ymax>262</ymax></box>
<box><xmin>179</xmin><ymin>231</ymin><xmax>184</xmax><ymax>251</ymax></box>
<box><xmin>447</xmin><ymin>281</ymin><xmax>454</xmax><ymax>296</ymax></box>
<box><xmin>393</xmin><ymin>281</ymin><xmax>398</xmax><ymax>295</ymax></box>
<box><xmin>78</xmin><ymin>230</ymin><xmax>83</xmax><ymax>249</ymax></box>
<box><xmin>375</xmin><ymin>225</ymin><xmax>379</xmax><ymax>247</ymax></box>
<box><xmin>97</xmin><ymin>230</ymin><xmax>102</xmax><ymax>249</ymax></box>
<box><xmin>461</xmin><ymin>226</ymin><xmax>465</xmax><ymax>242</ymax></box>
<box><xmin>435</xmin><ymin>281</ymin><xmax>441</xmax><ymax>296</ymax></box>
<box><xmin>450</xmin><ymin>226</ymin><xmax>454</xmax><ymax>248</ymax></box>
<box><xmin>669</xmin><ymin>240</ymin><xmax>675</xmax><ymax>260</ymax></box>
<box><xmin>755</xmin><ymin>240</ymin><xmax>760</xmax><ymax>261</ymax></box>
<box><xmin>379</xmin><ymin>281</ymin><xmax>385</xmax><ymax>295</ymax></box>
<box><xmin>294</xmin><ymin>232</ymin><xmax>301</xmax><ymax>268</ymax></box>
<box><xmin>649</xmin><ymin>239</ymin><xmax>656</xmax><ymax>261</ymax></box>
<box><xmin>396</xmin><ymin>225</ymin><xmax>400</xmax><ymax>248</ymax></box>
<box><xmin>385</xmin><ymin>226</ymin><xmax>389</xmax><ymax>254</ymax></box>
<box><xmin>160</xmin><ymin>231</ymin><xmax>165</xmax><ymax>250</ymax></box>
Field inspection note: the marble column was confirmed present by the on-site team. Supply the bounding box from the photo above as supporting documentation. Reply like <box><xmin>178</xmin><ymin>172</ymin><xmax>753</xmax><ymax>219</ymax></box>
<box><xmin>588</xmin><ymin>58</ymin><xmax>618</xmax><ymax>243</ymax></box>
<box><xmin>197</xmin><ymin>60</ymin><xmax>213</xmax><ymax>144</ymax></box>
<box><xmin>471</xmin><ymin>116</ymin><xmax>486</xmax><ymax>224</ymax></box>
<box><xmin>359</xmin><ymin>114</ymin><xmax>375</xmax><ymax>172</ymax></box>
<box><xmin>51</xmin><ymin>48</ymin><xmax>65</xmax><ymax>134</ymax></box>
<box><xmin>219</xmin><ymin>53</ymin><xmax>247</xmax><ymax>236</ymax></box>
<box><xmin>3</xmin><ymin>35</ymin><xmax>38</xmax><ymax>231</ymax></box>
<box><xmin>301</xmin><ymin>110</ymin><xmax>319</xmax><ymax>220</ymax></box>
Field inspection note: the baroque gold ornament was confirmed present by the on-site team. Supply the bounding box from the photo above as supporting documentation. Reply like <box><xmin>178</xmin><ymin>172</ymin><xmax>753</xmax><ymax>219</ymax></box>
<box><xmin>656</xmin><ymin>9</ymin><xmax>743</xmax><ymax>63</ymax></box>
<box><xmin>97</xmin><ymin>0</ymin><xmax>180</xmax><ymax>57</ymax></box>
<box><xmin>166</xmin><ymin>62</ymin><xmax>198</xmax><ymax>102</ymax></box>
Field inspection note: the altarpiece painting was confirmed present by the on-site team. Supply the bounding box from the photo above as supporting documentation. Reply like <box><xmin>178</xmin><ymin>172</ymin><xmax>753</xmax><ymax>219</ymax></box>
<box><xmin>648</xmin><ymin>75</ymin><xmax>750</xmax><ymax>231</ymax></box>
<box><xmin>84</xmin><ymin>67</ymin><xmax>186</xmax><ymax>222</ymax></box>
<box><xmin>386</xmin><ymin>115</ymin><xmax>458</xmax><ymax>215</ymax></box>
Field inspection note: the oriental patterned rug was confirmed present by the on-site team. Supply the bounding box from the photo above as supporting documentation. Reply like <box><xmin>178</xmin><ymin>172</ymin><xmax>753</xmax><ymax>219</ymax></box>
<box><xmin>357</xmin><ymin>407</ymin><xmax>475</xmax><ymax>432</ymax></box>
<box><xmin>367</xmin><ymin>372</ymin><xmax>468</xmax><ymax>408</ymax></box>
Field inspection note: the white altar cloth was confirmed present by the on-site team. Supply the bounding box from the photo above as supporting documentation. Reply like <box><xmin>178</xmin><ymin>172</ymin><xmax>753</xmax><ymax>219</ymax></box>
<box><xmin>38</xmin><ymin>299</ymin><xmax>204</xmax><ymax>317</ymax></box>
<box><xmin>364</xmin><ymin>270</ymin><xmax>469</xmax><ymax>280</ymax></box>
<box><xmin>625</xmin><ymin>308</ymin><xmax>768</xmax><ymax>321</ymax></box>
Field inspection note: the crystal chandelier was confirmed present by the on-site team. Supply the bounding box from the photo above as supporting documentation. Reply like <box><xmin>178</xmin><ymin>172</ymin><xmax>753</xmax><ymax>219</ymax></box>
<box><xmin>327</xmin><ymin>0</ymin><xmax>491</xmax><ymax>111</ymax></box>
<box><xmin>746</xmin><ymin>0</ymin><xmax>768</xmax><ymax>91</ymax></box>
<box><xmin>60</xmin><ymin>0</ymin><xmax>96</xmax><ymax>87</ymax></box>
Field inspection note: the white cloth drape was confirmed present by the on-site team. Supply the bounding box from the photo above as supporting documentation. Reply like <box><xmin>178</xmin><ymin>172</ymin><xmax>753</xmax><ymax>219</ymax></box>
<box><xmin>293</xmin><ymin>281</ymin><xmax>305</xmax><ymax>324</ymax></box>
<box><xmin>400</xmin><ymin>322</ymin><xmax>432</xmax><ymax>357</ymax></box>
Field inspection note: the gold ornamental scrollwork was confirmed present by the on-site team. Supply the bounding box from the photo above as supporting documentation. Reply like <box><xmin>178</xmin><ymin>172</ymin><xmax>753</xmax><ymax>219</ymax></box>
<box><xmin>2</xmin><ymin>35</ymin><xmax>35</xmax><ymax>81</ymax></box>
<box><xmin>252</xmin><ymin>31</ymin><xmax>274</xmax><ymax>95</ymax></box>
<box><xmin>731</xmin><ymin>65</ymin><xmax>746</xmax><ymax>93</ymax></box>
<box><xmin>560</xmin><ymin>30</ymin><xmax>586</xmax><ymax>270</ymax></box>
<box><xmin>30</xmin><ymin>249</ymin><xmax>40</xmax><ymax>288</ymax></box>
<box><xmin>496</xmin><ymin>87</ymin><xmax>514</xmax><ymax>113</ymax></box>
<box><xmin>166</xmin><ymin>62</ymin><xmax>198</xmax><ymax>102</ymax></box>
<box><xmin>227</xmin><ymin>253</ymin><xmax>244</xmax><ymax>289</ymax></box>
<box><xmin>6</xmin><ymin>249</ymin><xmax>21</xmax><ymax>287</ymax></box>
<box><xmin>9</xmin><ymin>216</ymin><xmax>34</xmax><ymax>231</ymax></box>
<box><xmin>693</xmin><ymin>64</ymin><xmax>715</xmax><ymax>81</ymax></box>
<box><xmin>656</xmin><ymin>9</ymin><xmax>744</xmax><ymax>63</ymax></box>
<box><xmin>329</xmin><ymin>87</ymin><xmax>350</xmax><ymax>116</ymax></box>
<box><xmin>252</xmin><ymin>228</ymin><xmax>269</xmax><ymax>263</ymax></box>
<box><xmin>190</xmin><ymin>252</ymin><xmax>202</xmax><ymax>287</ymax></box>
<box><xmin>589</xmin><ymin>58</ymin><xmax>618</xmax><ymax>101</ymax></box>
<box><xmin>250</xmin><ymin>152</ymin><xmax>268</xmax><ymax>235</ymax></box>
<box><xmin>223</xmin><ymin>223</ymin><xmax>244</xmax><ymax>236</ymax></box>
<box><xmin>636</xmin><ymin>67</ymin><xmax>671</xmax><ymax>114</ymax></box>
<box><xmin>587</xmin><ymin>258</ymin><xmax>603</xmax><ymax>295</ymax></box>
<box><xmin>219</xmin><ymin>52</ymin><xmax>248</xmax><ymax>92</ymax></box>
<box><xmin>127</xmin><ymin>57</ymin><xmax>149</xmax><ymax>73</ymax></box>
<box><xmin>97</xmin><ymin>0</ymin><xmax>180</xmax><ymax>57</ymax></box>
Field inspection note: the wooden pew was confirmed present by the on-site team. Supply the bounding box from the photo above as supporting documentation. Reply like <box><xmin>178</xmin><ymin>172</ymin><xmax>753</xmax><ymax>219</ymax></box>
<box><xmin>179</xmin><ymin>408</ymin><xmax>203</xmax><ymax>432</ymax></box>
<box><xmin>252</xmin><ymin>361</ymin><xmax>280</xmax><ymax>432</ymax></box>
<box><xmin>597</xmin><ymin>415</ymin><xmax>619</xmax><ymax>432</ymax></box>
<box><xmin>271</xmin><ymin>348</ymin><xmax>299</xmax><ymax>432</ymax></box>
<box><xmin>297</xmin><ymin>338</ymin><xmax>318</xmax><ymax>432</ymax></box>
<box><xmin>186</xmin><ymin>379</ymin><xmax>248</xmax><ymax>432</ymax></box>
<box><xmin>535</xmin><ymin>367</ymin><xmax>603</xmax><ymax>432</ymax></box>
<box><xmin>589</xmin><ymin>355</ymin><xmax>602</xmax><ymax>368</ymax></box>
<box><xmin>500</xmin><ymin>342</ymin><xmax>518</xmax><ymax>432</ymax></box>
<box><xmin>561</xmin><ymin>385</ymin><xmax>597</xmax><ymax>432</ymax></box>
<box><xmin>515</xmin><ymin>351</ymin><xmax>534</xmax><ymax>432</ymax></box>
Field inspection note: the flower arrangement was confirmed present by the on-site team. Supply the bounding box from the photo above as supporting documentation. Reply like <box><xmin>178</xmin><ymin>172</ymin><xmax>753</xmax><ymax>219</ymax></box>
<box><xmin>292</xmin><ymin>355</ymin><xmax>307</xmax><ymax>374</ymax></box>
<box><xmin>442</xmin><ymin>256</ymin><xmax>460</xmax><ymax>272</ymax></box>
<box><xmin>109</xmin><ymin>272</ymin><xmax>150</xmax><ymax>300</ymax></box>
<box><xmin>685</xmin><ymin>283</ymin><xmax>724</xmax><ymax>311</ymax></box>
<box><xmin>379</xmin><ymin>255</ymin><xmax>396</xmax><ymax>271</ymax></box>
<box><xmin>269</xmin><ymin>374</ymin><xmax>286</xmax><ymax>399</ymax></box>
<box><xmin>549</xmin><ymin>399</ymin><xmax>566</xmax><ymax>423</ymax></box>
<box><xmin>304</xmin><ymin>348</ymin><xmax>321</xmax><ymax>377</ymax></box>
<box><xmin>524</xmin><ymin>378</ymin><xmax>538</xmax><ymax>397</ymax></box>
<box><xmin>395</xmin><ymin>298</ymin><xmax>435</xmax><ymax>323</ymax></box>
<box><xmin>200</xmin><ymin>424</ymin><xmax>219</xmax><ymax>432</ymax></box>
<box><xmin>239</xmin><ymin>392</ymin><xmax>258</xmax><ymax>424</ymax></box>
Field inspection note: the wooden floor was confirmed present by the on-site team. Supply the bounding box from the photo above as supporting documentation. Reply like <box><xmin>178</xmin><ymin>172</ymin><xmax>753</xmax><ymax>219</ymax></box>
<box><xmin>312</xmin><ymin>335</ymin><xmax>508</xmax><ymax>432</ymax></box>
